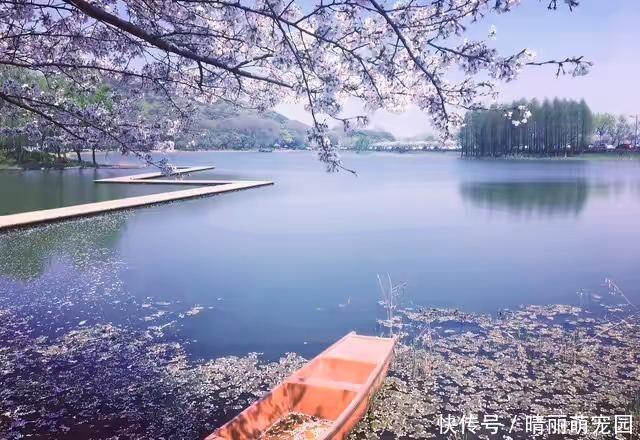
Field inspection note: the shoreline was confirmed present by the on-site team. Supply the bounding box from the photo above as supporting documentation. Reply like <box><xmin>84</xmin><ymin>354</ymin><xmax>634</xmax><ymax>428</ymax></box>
<box><xmin>167</xmin><ymin>148</ymin><xmax>638</xmax><ymax>159</ymax></box>
<box><xmin>4</xmin><ymin>148</ymin><xmax>636</xmax><ymax>173</ymax></box>
<box><xmin>0</xmin><ymin>163</ymin><xmax>147</xmax><ymax>171</ymax></box>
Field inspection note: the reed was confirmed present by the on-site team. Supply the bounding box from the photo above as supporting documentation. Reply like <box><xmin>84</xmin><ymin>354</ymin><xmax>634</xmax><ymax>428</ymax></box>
<box><xmin>376</xmin><ymin>273</ymin><xmax>406</xmax><ymax>337</ymax></box>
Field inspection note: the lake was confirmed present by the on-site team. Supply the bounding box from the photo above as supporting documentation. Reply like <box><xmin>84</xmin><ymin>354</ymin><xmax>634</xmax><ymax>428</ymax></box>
<box><xmin>1</xmin><ymin>151</ymin><xmax>640</xmax><ymax>361</ymax></box>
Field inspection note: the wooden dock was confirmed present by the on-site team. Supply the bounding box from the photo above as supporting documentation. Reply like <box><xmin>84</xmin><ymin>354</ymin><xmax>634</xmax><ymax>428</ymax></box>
<box><xmin>0</xmin><ymin>166</ymin><xmax>272</xmax><ymax>231</ymax></box>
<box><xmin>93</xmin><ymin>166</ymin><xmax>216</xmax><ymax>183</ymax></box>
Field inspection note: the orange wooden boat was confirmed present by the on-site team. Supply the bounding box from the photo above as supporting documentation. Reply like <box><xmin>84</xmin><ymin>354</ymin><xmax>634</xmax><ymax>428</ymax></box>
<box><xmin>206</xmin><ymin>332</ymin><xmax>397</xmax><ymax>440</ymax></box>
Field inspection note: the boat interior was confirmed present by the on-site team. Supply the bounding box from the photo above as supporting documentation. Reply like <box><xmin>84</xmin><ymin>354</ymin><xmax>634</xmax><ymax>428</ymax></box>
<box><xmin>207</xmin><ymin>334</ymin><xmax>395</xmax><ymax>440</ymax></box>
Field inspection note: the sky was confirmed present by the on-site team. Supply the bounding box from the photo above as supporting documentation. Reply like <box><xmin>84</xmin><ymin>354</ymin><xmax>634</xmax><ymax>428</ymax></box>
<box><xmin>275</xmin><ymin>1</ymin><xmax>640</xmax><ymax>138</ymax></box>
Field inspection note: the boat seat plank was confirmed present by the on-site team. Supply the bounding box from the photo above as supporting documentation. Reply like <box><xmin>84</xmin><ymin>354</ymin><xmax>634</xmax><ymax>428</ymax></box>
<box><xmin>322</xmin><ymin>335</ymin><xmax>396</xmax><ymax>364</ymax></box>
<box><xmin>285</xmin><ymin>376</ymin><xmax>361</xmax><ymax>393</ymax></box>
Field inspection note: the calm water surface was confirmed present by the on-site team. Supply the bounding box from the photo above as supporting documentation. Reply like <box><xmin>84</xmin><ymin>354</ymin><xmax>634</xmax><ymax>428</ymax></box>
<box><xmin>0</xmin><ymin>167</ymin><xmax>186</xmax><ymax>215</ymax></box>
<box><xmin>1</xmin><ymin>151</ymin><xmax>639</xmax><ymax>359</ymax></box>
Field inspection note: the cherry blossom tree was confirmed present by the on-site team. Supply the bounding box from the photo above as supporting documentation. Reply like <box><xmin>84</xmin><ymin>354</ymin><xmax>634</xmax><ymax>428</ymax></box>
<box><xmin>0</xmin><ymin>0</ymin><xmax>591</xmax><ymax>172</ymax></box>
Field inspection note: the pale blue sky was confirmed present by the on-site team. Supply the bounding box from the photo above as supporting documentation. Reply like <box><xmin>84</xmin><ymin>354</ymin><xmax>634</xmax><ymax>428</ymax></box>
<box><xmin>276</xmin><ymin>1</ymin><xmax>640</xmax><ymax>137</ymax></box>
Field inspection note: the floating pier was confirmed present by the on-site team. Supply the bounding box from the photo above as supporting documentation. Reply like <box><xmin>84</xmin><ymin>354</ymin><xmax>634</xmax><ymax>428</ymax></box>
<box><xmin>0</xmin><ymin>166</ymin><xmax>272</xmax><ymax>231</ymax></box>
<box><xmin>93</xmin><ymin>165</ymin><xmax>216</xmax><ymax>183</ymax></box>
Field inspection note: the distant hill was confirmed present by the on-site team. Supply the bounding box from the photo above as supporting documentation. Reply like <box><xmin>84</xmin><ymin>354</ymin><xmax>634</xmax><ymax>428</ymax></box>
<box><xmin>174</xmin><ymin>102</ymin><xmax>396</xmax><ymax>150</ymax></box>
<box><xmin>330</xmin><ymin>127</ymin><xmax>395</xmax><ymax>147</ymax></box>
<box><xmin>176</xmin><ymin>102</ymin><xmax>309</xmax><ymax>150</ymax></box>
<box><xmin>105</xmin><ymin>83</ymin><xmax>400</xmax><ymax>151</ymax></box>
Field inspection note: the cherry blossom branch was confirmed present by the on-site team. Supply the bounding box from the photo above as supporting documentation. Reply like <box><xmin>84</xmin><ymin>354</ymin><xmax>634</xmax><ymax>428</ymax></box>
<box><xmin>62</xmin><ymin>0</ymin><xmax>293</xmax><ymax>88</ymax></box>
<box><xmin>0</xmin><ymin>0</ymin><xmax>589</xmax><ymax>172</ymax></box>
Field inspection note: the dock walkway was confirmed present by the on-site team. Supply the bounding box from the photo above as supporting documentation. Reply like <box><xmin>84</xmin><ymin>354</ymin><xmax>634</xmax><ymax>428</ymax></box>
<box><xmin>0</xmin><ymin>166</ymin><xmax>272</xmax><ymax>231</ymax></box>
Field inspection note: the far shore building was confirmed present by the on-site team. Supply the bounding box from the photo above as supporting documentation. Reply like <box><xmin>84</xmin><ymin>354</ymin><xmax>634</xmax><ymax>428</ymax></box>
<box><xmin>369</xmin><ymin>140</ymin><xmax>460</xmax><ymax>152</ymax></box>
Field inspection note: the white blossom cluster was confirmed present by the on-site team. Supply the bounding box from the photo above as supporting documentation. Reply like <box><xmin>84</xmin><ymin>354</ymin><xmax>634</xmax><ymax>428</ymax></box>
<box><xmin>0</xmin><ymin>0</ymin><xmax>591</xmax><ymax>170</ymax></box>
<box><xmin>505</xmin><ymin>105</ymin><xmax>533</xmax><ymax>126</ymax></box>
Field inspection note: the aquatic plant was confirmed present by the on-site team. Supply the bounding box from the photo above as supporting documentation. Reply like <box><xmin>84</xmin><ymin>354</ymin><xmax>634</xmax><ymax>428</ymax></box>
<box><xmin>350</xmin><ymin>300</ymin><xmax>640</xmax><ymax>439</ymax></box>
<box><xmin>2</xmin><ymin>221</ymin><xmax>639</xmax><ymax>439</ymax></box>
<box><xmin>377</xmin><ymin>273</ymin><xmax>406</xmax><ymax>337</ymax></box>
<box><xmin>0</xmin><ymin>314</ymin><xmax>306</xmax><ymax>439</ymax></box>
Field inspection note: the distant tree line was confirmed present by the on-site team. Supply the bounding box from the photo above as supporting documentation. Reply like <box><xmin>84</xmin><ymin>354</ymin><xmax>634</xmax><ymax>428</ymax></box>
<box><xmin>459</xmin><ymin>99</ymin><xmax>594</xmax><ymax>157</ymax></box>
<box><xmin>183</xmin><ymin>115</ymin><xmax>308</xmax><ymax>150</ymax></box>
<box><xmin>340</xmin><ymin>129</ymin><xmax>395</xmax><ymax>151</ymax></box>
<box><xmin>592</xmin><ymin>113</ymin><xmax>635</xmax><ymax>147</ymax></box>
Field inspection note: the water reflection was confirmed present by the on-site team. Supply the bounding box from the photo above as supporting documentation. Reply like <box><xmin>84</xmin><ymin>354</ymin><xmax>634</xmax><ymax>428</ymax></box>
<box><xmin>0</xmin><ymin>169</ymin><xmax>184</xmax><ymax>215</ymax></box>
<box><xmin>2</xmin><ymin>152</ymin><xmax>640</xmax><ymax>359</ymax></box>
<box><xmin>459</xmin><ymin>181</ymin><xmax>589</xmax><ymax>217</ymax></box>
<box><xmin>0</xmin><ymin>213</ymin><xmax>127</xmax><ymax>280</ymax></box>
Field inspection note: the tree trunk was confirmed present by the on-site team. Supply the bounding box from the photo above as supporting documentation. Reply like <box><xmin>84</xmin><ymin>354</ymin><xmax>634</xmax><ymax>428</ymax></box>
<box><xmin>92</xmin><ymin>147</ymin><xmax>97</xmax><ymax>166</ymax></box>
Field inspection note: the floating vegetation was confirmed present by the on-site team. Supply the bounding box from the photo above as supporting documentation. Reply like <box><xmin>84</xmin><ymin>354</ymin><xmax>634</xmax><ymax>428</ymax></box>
<box><xmin>0</xmin><ymin>312</ymin><xmax>305</xmax><ymax>439</ymax></box>
<box><xmin>350</xmin><ymin>300</ymin><xmax>640</xmax><ymax>439</ymax></box>
<box><xmin>4</xmin><ymin>288</ymin><xmax>637</xmax><ymax>439</ymax></box>
<box><xmin>0</xmin><ymin>216</ymin><xmax>306</xmax><ymax>439</ymax></box>
<box><xmin>259</xmin><ymin>413</ymin><xmax>331</xmax><ymax>440</ymax></box>
<box><xmin>182</xmin><ymin>305</ymin><xmax>205</xmax><ymax>317</ymax></box>
<box><xmin>1</xmin><ymin>219</ymin><xmax>639</xmax><ymax>439</ymax></box>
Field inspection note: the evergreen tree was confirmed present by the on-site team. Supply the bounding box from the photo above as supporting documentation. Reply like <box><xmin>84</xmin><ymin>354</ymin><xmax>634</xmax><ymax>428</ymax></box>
<box><xmin>460</xmin><ymin>98</ymin><xmax>596</xmax><ymax>157</ymax></box>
